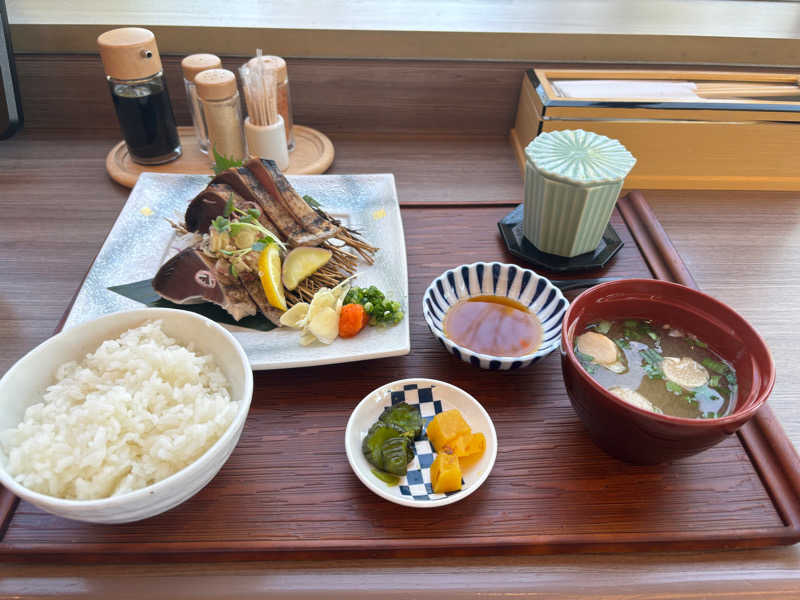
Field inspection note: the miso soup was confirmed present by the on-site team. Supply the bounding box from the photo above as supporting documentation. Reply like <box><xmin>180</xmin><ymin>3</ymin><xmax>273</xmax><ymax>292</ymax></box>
<box><xmin>574</xmin><ymin>318</ymin><xmax>737</xmax><ymax>419</ymax></box>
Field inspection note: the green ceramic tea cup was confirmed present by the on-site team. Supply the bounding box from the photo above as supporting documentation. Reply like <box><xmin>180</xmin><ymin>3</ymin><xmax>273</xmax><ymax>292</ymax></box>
<box><xmin>523</xmin><ymin>129</ymin><xmax>636</xmax><ymax>258</ymax></box>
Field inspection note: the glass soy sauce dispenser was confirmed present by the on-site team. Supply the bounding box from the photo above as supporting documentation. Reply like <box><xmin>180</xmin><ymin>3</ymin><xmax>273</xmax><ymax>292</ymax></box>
<box><xmin>98</xmin><ymin>27</ymin><xmax>181</xmax><ymax>165</ymax></box>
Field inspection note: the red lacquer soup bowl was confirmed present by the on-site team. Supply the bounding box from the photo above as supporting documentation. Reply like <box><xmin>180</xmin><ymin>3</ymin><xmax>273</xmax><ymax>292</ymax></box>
<box><xmin>561</xmin><ymin>279</ymin><xmax>775</xmax><ymax>464</ymax></box>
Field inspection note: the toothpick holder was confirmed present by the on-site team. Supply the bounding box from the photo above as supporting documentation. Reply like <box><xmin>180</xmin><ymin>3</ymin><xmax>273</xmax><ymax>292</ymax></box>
<box><xmin>244</xmin><ymin>115</ymin><xmax>289</xmax><ymax>171</ymax></box>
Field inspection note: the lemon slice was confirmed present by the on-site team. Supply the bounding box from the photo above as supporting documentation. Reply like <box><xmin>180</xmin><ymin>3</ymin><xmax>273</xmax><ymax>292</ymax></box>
<box><xmin>282</xmin><ymin>247</ymin><xmax>332</xmax><ymax>291</ymax></box>
<box><xmin>258</xmin><ymin>243</ymin><xmax>287</xmax><ymax>311</ymax></box>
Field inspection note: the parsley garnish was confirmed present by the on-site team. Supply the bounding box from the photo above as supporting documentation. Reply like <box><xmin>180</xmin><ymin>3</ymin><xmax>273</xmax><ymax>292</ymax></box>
<box><xmin>211</xmin><ymin>215</ymin><xmax>230</xmax><ymax>233</ymax></box>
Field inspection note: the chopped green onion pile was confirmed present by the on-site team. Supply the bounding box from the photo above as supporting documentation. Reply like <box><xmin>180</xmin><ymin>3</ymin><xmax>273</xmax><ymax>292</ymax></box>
<box><xmin>344</xmin><ymin>285</ymin><xmax>404</xmax><ymax>325</ymax></box>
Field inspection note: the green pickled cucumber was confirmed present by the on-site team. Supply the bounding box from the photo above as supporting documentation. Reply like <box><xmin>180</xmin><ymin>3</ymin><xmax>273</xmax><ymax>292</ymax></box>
<box><xmin>371</xmin><ymin>468</ymin><xmax>401</xmax><ymax>486</ymax></box>
<box><xmin>362</xmin><ymin>421</ymin><xmax>414</xmax><ymax>476</ymax></box>
<box><xmin>378</xmin><ymin>401</ymin><xmax>423</xmax><ymax>440</ymax></box>
<box><xmin>380</xmin><ymin>436</ymin><xmax>413</xmax><ymax>475</ymax></box>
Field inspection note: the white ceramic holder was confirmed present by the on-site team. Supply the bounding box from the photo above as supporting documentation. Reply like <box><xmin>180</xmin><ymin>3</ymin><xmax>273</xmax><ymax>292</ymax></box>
<box><xmin>244</xmin><ymin>114</ymin><xmax>289</xmax><ymax>171</ymax></box>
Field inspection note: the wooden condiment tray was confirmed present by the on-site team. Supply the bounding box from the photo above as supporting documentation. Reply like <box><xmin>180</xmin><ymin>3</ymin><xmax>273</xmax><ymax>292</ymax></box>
<box><xmin>106</xmin><ymin>125</ymin><xmax>334</xmax><ymax>188</ymax></box>
<box><xmin>0</xmin><ymin>192</ymin><xmax>798</xmax><ymax>561</ymax></box>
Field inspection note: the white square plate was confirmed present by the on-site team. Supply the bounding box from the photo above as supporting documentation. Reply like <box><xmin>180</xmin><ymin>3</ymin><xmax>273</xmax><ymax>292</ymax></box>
<box><xmin>63</xmin><ymin>172</ymin><xmax>410</xmax><ymax>370</ymax></box>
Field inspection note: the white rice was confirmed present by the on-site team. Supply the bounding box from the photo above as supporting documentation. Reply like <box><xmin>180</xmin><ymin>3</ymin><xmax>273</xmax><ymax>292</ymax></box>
<box><xmin>0</xmin><ymin>320</ymin><xmax>236</xmax><ymax>500</ymax></box>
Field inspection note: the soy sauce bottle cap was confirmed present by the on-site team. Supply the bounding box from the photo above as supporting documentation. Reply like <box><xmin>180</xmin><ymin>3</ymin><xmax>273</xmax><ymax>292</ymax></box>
<box><xmin>195</xmin><ymin>69</ymin><xmax>238</xmax><ymax>101</ymax></box>
<box><xmin>182</xmin><ymin>54</ymin><xmax>222</xmax><ymax>83</ymax></box>
<box><xmin>97</xmin><ymin>27</ymin><xmax>163</xmax><ymax>81</ymax></box>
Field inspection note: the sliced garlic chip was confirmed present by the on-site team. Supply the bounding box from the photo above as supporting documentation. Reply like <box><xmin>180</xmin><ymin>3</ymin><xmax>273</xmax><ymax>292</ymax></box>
<box><xmin>335</xmin><ymin>287</ymin><xmax>348</xmax><ymax>313</ymax></box>
<box><xmin>279</xmin><ymin>302</ymin><xmax>310</xmax><ymax>328</ymax></box>
<box><xmin>291</xmin><ymin>277</ymin><xmax>354</xmax><ymax>346</ymax></box>
<box><xmin>662</xmin><ymin>356</ymin><xmax>709</xmax><ymax>389</ymax></box>
<box><xmin>576</xmin><ymin>332</ymin><xmax>618</xmax><ymax>365</ymax></box>
<box><xmin>308</xmin><ymin>306</ymin><xmax>340</xmax><ymax>344</ymax></box>
<box><xmin>332</xmin><ymin>277</ymin><xmax>354</xmax><ymax>299</ymax></box>
<box><xmin>609</xmin><ymin>387</ymin><xmax>663</xmax><ymax>414</ymax></box>
<box><xmin>299</xmin><ymin>330</ymin><xmax>317</xmax><ymax>346</ymax></box>
<box><xmin>308</xmin><ymin>289</ymin><xmax>337</xmax><ymax>317</ymax></box>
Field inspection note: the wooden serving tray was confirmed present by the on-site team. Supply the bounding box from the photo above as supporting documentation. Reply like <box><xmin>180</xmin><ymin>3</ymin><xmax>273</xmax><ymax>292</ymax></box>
<box><xmin>1</xmin><ymin>192</ymin><xmax>798</xmax><ymax>561</ymax></box>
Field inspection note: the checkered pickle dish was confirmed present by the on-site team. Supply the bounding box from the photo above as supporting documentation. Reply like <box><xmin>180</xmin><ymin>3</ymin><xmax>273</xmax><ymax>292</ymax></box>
<box><xmin>422</xmin><ymin>262</ymin><xmax>568</xmax><ymax>370</ymax></box>
<box><xmin>389</xmin><ymin>384</ymin><xmax>459</xmax><ymax>501</ymax></box>
<box><xmin>345</xmin><ymin>378</ymin><xmax>497</xmax><ymax>508</ymax></box>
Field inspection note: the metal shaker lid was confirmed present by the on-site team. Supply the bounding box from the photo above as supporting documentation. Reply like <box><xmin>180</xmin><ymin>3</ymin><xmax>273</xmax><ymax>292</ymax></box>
<box><xmin>182</xmin><ymin>54</ymin><xmax>222</xmax><ymax>83</ymax></box>
<box><xmin>97</xmin><ymin>27</ymin><xmax>163</xmax><ymax>80</ymax></box>
<box><xmin>195</xmin><ymin>69</ymin><xmax>238</xmax><ymax>101</ymax></box>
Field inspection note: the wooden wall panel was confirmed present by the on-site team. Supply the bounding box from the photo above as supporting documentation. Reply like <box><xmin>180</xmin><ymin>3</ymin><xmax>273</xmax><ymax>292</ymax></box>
<box><xmin>14</xmin><ymin>55</ymin><xmax>526</xmax><ymax>136</ymax></box>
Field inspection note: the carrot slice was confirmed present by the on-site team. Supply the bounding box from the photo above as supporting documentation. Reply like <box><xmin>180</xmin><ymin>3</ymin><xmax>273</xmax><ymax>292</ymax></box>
<box><xmin>339</xmin><ymin>303</ymin><xmax>369</xmax><ymax>338</ymax></box>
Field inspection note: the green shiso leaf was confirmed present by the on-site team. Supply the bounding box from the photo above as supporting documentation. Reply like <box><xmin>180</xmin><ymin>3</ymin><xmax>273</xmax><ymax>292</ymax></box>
<box><xmin>303</xmin><ymin>194</ymin><xmax>321</xmax><ymax>209</ymax></box>
<box><xmin>108</xmin><ymin>279</ymin><xmax>275</xmax><ymax>332</ymax></box>
<box><xmin>211</xmin><ymin>147</ymin><xmax>244</xmax><ymax>175</ymax></box>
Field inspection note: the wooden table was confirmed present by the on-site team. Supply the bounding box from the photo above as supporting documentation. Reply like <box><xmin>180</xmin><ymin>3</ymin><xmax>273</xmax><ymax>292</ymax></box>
<box><xmin>2</xmin><ymin>130</ymin><xmax>800</xmax><ymax>597</ymax></box>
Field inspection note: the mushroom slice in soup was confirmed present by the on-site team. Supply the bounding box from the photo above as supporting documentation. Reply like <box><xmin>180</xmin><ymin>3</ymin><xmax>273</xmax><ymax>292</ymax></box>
<box><xmin>576</xmin><ymin>332</ymin><xmax>616</xmax><ymax>365</ymax></box>
<box><xmin>662</xmin><ymin>356</ymin><xmax>709</xmax><ymax>389</ymax></box>
<box><xmin>576</xmin><ymin>332</ymin><xmax>627</xmax><ymax>373</ymax></box>
<box><xmin>609</xmin><ymin>387</ymin><xmax>663</xmax><ymax>415</ymax></box>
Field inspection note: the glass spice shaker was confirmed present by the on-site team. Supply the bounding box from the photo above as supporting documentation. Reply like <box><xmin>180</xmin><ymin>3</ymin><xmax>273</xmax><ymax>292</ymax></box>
<box><xmin>195</xmin><ymin>68</ymin><xmax>246</xmax><ymax>163</ymax></box>
<box><xmin>181</xmin><ymin>53</ymin><xmax>222</xmax><ymax>154</ymax></box>
<box><xmin>247</xmin><ymin>55</ymin><xmax>295</xmax><ymax>151</ymax></box>
<box><xmin>97</xmin><ymin>27</ymin><xmax>181</xmax><ymax>165</ymax></box>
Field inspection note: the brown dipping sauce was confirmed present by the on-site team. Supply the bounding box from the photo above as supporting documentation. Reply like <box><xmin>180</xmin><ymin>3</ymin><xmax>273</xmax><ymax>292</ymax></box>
<box><xmin>443</xmin><ymin>295</ymin><xmax>542</xmax><ymax>357</ymax></box>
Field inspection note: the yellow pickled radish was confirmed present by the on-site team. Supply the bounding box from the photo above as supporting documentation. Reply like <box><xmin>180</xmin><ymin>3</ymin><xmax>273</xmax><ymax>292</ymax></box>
<box><xmin>258</xmin><ymin>243</ymin><xmax>287</xmax><ymax>311</ymax></box>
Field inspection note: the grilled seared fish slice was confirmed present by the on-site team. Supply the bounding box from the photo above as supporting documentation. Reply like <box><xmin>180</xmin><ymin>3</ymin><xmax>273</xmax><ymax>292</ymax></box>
<box><xmin>152</xmin><ymin>248</ymin><xmax>257</xmax><ymax>321</ymax></box>
<box><xmin>245</xmin><ymin>158</ymin><xmax>340</xmax><ymax>241</ymax></box>
<box><xmin>236</xmin><ymin>252</ymin><xmax>284</xmax><ymax>327</ymax></box>
<box><xmin>184</xmin><ymin>183</ymin><xmax>284</xmax><ymax>238</ymax></box>
<box><xmin>211</xmin><ymin>168</ymin><xmax>327</xmax><ymax>246</ymax></box>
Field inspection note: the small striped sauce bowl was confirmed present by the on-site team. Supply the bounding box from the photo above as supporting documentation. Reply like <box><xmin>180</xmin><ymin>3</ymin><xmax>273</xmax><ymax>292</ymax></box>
<box><xmin>422</xmin><ymin>262</ymin><xmax>568</xmax><ymax>370</ymax></box>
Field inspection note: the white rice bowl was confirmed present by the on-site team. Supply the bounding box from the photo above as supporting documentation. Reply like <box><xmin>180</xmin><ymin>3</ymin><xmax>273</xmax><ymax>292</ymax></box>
<box><xmin>0</xmin><ymin>308</ymin><xmax>253</xmax><ymax>523</ymax></box>
<box><xmin>1</xmin><ymin>320</ymin><xmax>236</xmax><ymax>500</ymax></box>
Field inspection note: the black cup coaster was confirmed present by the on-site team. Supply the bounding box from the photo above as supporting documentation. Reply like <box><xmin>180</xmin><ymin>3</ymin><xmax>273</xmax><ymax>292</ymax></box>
<box><xmin>498</xmin><ymin>204</ymin><xmax>623</xmax><ymax>273</ymax></box>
